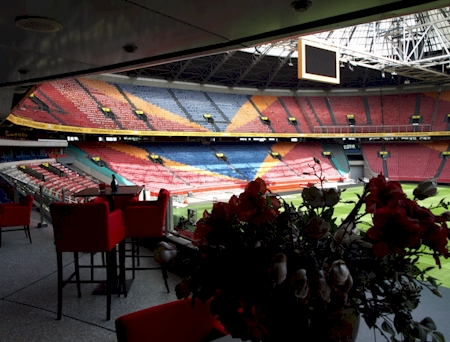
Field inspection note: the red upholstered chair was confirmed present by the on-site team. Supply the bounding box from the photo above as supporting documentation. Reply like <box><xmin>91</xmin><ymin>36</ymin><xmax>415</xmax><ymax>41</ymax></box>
<box><xmin>123</xmin><ymin>188</ymin><xmax>171</xmax><ymax>290</ymax></box>
<box><xmin>115</xmin><ymin>298</ymin><xmax>227</xmax><ymax>342</ymax></box>
<box><xmin>50</xmin><ymin>201</ymin><xmax>126</xmax><ymax>320</ymax></box>
<box><xmin>114</xmin><ymin>193</ymin><xmax>140</xmax><ymax>212</ymax></box>
<box><xmin>0</xmin><ymin>194</ymin><xmax>34</xmax><ymax>247</ymax></box>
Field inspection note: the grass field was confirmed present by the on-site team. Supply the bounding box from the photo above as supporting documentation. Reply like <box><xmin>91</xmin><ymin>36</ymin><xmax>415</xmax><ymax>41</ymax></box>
<box><xmin>173</xmin><ymin>183</ymin><xmax>450</xmax><ymax>288</ymax></box>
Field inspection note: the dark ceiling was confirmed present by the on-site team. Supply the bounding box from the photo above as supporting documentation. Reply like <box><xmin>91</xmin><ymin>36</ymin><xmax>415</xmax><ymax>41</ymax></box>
<box><xmin>2</xmin><ymin>0</ymin><xmax>450</xmax><ymax>90</ymax></box>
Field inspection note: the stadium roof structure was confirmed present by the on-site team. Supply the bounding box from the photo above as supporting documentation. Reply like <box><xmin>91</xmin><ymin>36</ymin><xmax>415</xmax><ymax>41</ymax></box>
<box><xmin>117</xmin><ymin>6</ymin><xmax>450</xmax><ymax>90</ymax></box>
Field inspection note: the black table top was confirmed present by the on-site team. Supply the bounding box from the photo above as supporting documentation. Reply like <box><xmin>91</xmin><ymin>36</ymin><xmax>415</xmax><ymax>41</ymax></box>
<box><xmin>73</xmin><ymin>185</ymin><xmax>143</xmax><ymax>197</ymax></box>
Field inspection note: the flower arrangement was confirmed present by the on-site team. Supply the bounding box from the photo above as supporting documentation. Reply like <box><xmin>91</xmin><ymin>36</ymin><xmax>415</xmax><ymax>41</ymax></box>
<box><xmin>175</xmin><ymin>159</ymin><xmax>449</xmax><ymax>342</ymax></box>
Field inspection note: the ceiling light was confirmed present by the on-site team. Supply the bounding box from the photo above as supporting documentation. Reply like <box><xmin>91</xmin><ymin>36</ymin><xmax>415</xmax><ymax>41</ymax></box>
<box><xmin>391</xmin><ymin>71</ymin><xmax>397</xmax><ymax>75</ymax></box>
<box><xmin>291</xmin><ymin>0</ymin><xmax>312</xmax><ymax>12</ymax></box>
<box><xmin>288</xmin><ymin>58</ymin><xmax>293</xmax><ymax>67</ymax></box>
<box><xmin>17</xmin><ymin>68</ymin><xmax>30</xmax><ymax>75</ymax></box>
<box><xmin>123</xmin><ymin>44</ymin><xmax>138</xmax><ymax>53</ymax></box>
<box><xmin>15</xmin><ymin>16</ymin><xmax>62</xmax><ymax>33</ymax></box>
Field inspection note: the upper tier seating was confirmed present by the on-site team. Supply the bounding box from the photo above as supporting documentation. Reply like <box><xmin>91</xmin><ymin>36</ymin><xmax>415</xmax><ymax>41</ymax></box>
<box><xmin>171</xmin><ymin>89</ymin><xmax>226</xmax><ymax>131</ymax></box>
<box><xmin>327</xmin><ymin>96</ymin><xmax>367</xmax><ymax>126</ymax></box>
<box><xmin>279</xmin><ymin>96</ymin><xmax>312</xmax><ymax>133</ymax></box>
<box><xmin>252</xmin><ymin>95</ymin><xmax>297</xmax><ymax>134</ymax></box>
<box><xmin>382</xmin><ymin>94</ymin><xmax>418</xmax><ymax>131</ymax></box>
<box><xmin>77</xmin><ymin>79</ymin><xmax>149</xmax><ymax>131</ymax></box>
<box><xmin>38</xmin><ymin>80</ymin><xmax>118</xmax><ymax>129</ymax></box>
<box><xmin>12</xmin><ymin>80</ymin><xmax>450</xmax><ymax>135</ymax></box>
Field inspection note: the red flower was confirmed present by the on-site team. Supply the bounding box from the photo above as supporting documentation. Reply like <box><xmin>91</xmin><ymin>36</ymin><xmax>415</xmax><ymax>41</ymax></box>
<box><xmin>365</xmin><ymin>174</ymin><xmax>406</xmax><ymax>213</ymax></box>
<box><xmin>245</xmin><ymin>177</ymin><xmax>267</xmax><ymax>196</ymax></box>
<box><xmin>211</xmin><ymin>202</ymin><xmax>230</xmax><ymax>220</ymax></box>
<box><xmin>194</xmin><ymin>218</ymin><xmax>213</xmax><ymax>241</ymax></box>
<box><xmin>367</xmin><ymin>201</ymin><xmax>425</xmax><ymax>256</ymax></box>
<box><xmin>422</xmin><ymin>222</ymin><xmax>450</xmax><ymax>257</ymax></box>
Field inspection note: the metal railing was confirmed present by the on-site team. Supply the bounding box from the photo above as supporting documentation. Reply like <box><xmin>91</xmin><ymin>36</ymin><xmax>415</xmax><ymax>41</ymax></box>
<box><xmin>313</xmin><ymin>124</ymin><xmax>432</xmax><ymax>134</ymax></box>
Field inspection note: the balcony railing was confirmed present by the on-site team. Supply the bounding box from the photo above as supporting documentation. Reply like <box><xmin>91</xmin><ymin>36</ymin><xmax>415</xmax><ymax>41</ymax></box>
<box><xmin>313</xmin><ymin>124</ymin><xmax>432</xmax><ymax>134</ymax></box>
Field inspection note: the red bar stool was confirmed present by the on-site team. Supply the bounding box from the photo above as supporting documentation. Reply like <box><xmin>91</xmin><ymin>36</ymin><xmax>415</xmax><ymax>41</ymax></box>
<box><xmin>50</xmin><ymin>201</ymin><xmax>126</xmax><ymax>320</ymax></box>
<box><xmin>123</xmin><ymin>188</ymin><xmax>170</xmax><ymax>291</ymax></box>
<box><xmin>0</xmin><ymin>194</ymin><xmax>34</xmax><ymax>247</ymax></box>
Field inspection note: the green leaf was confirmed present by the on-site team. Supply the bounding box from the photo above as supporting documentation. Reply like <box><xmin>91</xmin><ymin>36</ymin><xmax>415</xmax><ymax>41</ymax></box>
<box><xmin>405</xmin><ymin>300</ymin><xmax>417</xmax><ymax>310</ymax></box>
<box><xmin>417</xmin><ymin>324</ymin><xmax>428</xmax><ymax>342</ymax></box>
<box><xmin>427</xmin><ymin>276</ymin><xmax>438</xmax><ymax>287</ymax></box>
<box><xmin>432</xmin><ymin>331</ymin><xmax>445</xmax><ymax>342</ymax></box>
<box><xmin>382</xmin><ymin>321</ymin><xmax>396</xmax><ymax>335</ymax></box>
<box><xmin>420</xmin><ymin>317</ymin><xmax>437</xmax><ymax>331</ymax></box>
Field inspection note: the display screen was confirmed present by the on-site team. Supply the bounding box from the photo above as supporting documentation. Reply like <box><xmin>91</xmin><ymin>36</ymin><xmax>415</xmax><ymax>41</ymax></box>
<box><xmin>298</xmin><ymin>39</ymin><xmax>340</xmax><ymax>84</ymax></box>
<box><xmin>305</xmin><ymin>45</ymin><xmax>337</xmax><ymax>78</ymax></box>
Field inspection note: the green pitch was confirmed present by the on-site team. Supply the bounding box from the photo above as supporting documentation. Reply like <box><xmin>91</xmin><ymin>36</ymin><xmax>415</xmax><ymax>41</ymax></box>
<box><xmin>173</xmin><ymin>183</ymin><xmax>450</xmax><ymax>288</ymax></box>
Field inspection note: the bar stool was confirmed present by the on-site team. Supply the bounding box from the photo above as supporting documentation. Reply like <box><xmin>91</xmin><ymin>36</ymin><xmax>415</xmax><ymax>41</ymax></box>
<box><xmin>123</xmin><ymin>188</ymin><xmax>170</xmax><ymax>291</ymax></box>
<box><xmin>50</xmin><ymin>201</ymin><xmax>126</xmax><ymax>320</ymax></box>
<box><xmin>0</xmin><ymin>194</ymin><xmax>34</xmax><ymax>247</ymax></box>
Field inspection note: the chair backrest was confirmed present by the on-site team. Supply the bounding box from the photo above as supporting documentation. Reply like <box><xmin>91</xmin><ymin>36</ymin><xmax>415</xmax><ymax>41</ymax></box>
<box><xmin>156</xmin><ymin>188</ymin><xmax>170</xmax><ymax>221</ymax></box>
<box><xmin>114</xmin><ymin>193</ymin><xmax>140</xmax><ymax>212</ymax></box>
<box><xmin>23</xmin><ymin>194</ymin><xmax>34</xmax><ymax>209</ymax></box>
<box><xmin>124</xmin><ymin>189</ymin><xmax>170</xmax><ymax>238</ymax></box>
<box><xmin>50</xmin><ymin>201</ymin><xmax>124</xmax><ymax>253</ymax></box>
<box><xmin>115</xmin><ymin>298</ymin><xmax>223</xmax><ymax>342</ymax></box>
<box><xmin>0</xmin><ymin>194</ymin><xmax>34</xmax><ymax>226</ymax></box>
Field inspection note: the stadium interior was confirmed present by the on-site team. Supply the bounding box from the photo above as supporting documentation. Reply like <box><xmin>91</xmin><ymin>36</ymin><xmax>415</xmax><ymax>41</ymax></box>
<box><xmin>2</xmin><ymin>1</ymin><xmax>450</xmax><ymax>341</ymax></box>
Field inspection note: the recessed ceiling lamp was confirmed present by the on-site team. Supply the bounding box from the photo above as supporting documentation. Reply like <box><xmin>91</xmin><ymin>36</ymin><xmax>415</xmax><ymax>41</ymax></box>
<box><xmin>15</xmin><ymin>15</ymin><xmax>62</xmax><ymax>33</ymax></box>
<box><xmin>123</xmin><ymin>44</ymin><xmax>138</xmax><ymax>53</ymax></box>
<box><xmin>291</xmin><ymin>0</ymin><xmax>312</xmax><ymax>12</ymax></box>
<box><xmin>17</xmin><ymin>68</ymin><xmax>30</xmax><ymax>75</ymax></box>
